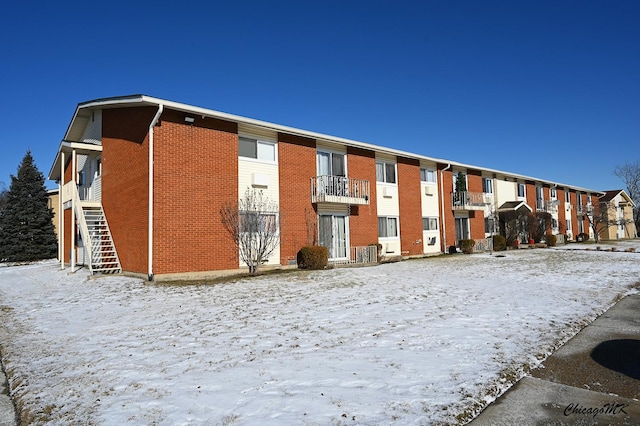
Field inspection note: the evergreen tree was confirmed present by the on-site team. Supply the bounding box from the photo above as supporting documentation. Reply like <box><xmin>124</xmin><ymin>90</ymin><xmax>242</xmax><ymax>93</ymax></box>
<box><xmin>455</xmin><ymin>171</ymin><xmax>467</xmax><ymax>192</ymax></box>
<box><xmin>0</xmin><ymin>150</ymin><xmax>58</xmax><ymax>262</ymax></box>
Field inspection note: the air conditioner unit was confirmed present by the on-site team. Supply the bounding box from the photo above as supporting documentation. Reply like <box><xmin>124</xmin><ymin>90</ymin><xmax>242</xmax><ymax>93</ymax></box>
<box><xmin>424</xmin><ymin>186</ymin><xmax>433</xmax><ymax>196</ymax></box>
<box><xmin>567</xmin><ymin>204</ymin><xmax>573</xmax><ymax>210</ymax></box>
<box><xmin>251</xmin><ymin>173</ymin><xmax>269</xmax><ymax>188</ymax></box>
<box><xmin>383</xmin><ymin>187</ymin><xmax>395</xmax><ymax>198</ymax></box>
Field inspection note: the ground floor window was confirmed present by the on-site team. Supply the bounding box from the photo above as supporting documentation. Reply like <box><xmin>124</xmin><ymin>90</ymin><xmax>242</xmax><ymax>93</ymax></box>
<box><xmin>378</xmin><ymin>216</ymin><xmax>398</xmax><ymax>238</ymax></box>
<box><xmin>422</xmin><ymin>217</ymin><xmax>438</xmax><ymax>231</ymax></box>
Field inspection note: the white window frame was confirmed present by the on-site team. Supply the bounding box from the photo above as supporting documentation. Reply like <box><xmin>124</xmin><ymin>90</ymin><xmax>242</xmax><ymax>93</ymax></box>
<box><xmin>517</xmin><ymin>183</ymin><xmax>526</xmax><ymax>198</ymax></box>
<box><xmin>376</xmin><ymin>161</ymin><xmax>397</xmax><ymax>184</ymax></box>
<box><xmin>239</xmin><ymin>136</ymin><xmax>277</xmax><ymax>163</ymax></box>
<box><xmin>565</xmin><ymin>190</ymin><xmax>571</xmax><ymax>203</ymax></box>
<box><xmin>550</xmin><ymin>187</ymin><xmax>557</xmax><ymax>199</ymax></box>
<box><xmin>420</xmin><ymin>168</ymin><xmax>436</xmax><ymax>183</ymax></box>
<box><xmin>378</xmin><ymin>216</ymin><xmax>399</xmax><ymax>238</ymax></box>
<box><xmin>566</xmin><ymin>218</ymin><xmax>572</xmax><ymax>231</ymax></box>
<box><xmin>317</xmin><ymin>149</ymin><xmax>346</xmax><ymax>177</ymax></box>
<box><xmin>482</xmin><ymin>177</ymin><xmax>493</xmax><ymax>194</ymax></box>
<box><xmin>422</xmin><ymin>217</ymin><xmax>438</xmax><ymax>231</ymax></box>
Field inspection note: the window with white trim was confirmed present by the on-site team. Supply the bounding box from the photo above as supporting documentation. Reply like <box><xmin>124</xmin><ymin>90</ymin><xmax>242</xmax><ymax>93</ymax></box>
<box><xmin>239</xmin><ymin>137</ymin><xmax>276</xmax><ymax>162</ymax></box>
<box><xmin>517</xmin><ymin>183</ymin><xmax>526</xmax><ymax>197</ymax></box>
<box><xmin>482</xmin><ymin>177</ymin><xmax>493</xmax><ymax>194</ymax></box>
<box><xmin>550</xmin><ymin>187</ymin><xmax>557</xmax><ymax>198</ymax></box>
<box><xmin>420</xmin><ymin>168</ymin><xmax>436</xmax><ymax>183</ymax></box>
<box><xmin>422</xmin><ymin>217</ymin><xmax>438</xmax><ymax>231</ymax></box>
<box><xmin>378</xmin><ymin>216</ymin><xmax>398</xmax><ymax>237</ymax></box>
<box><xmin>565</xmin><ymin>190</ymin><xmax>571</xmax><ymax>203</ymax></box>
<box><xmin>566</xmin><ymin>219</ymin><xmax>572</xmax><ymax>231</ymax></box>
<box><xmin>239</xmin><ymin>211</ymin><xmax>278</xmax><ymax>234</ymax></box>
<box><xmin>376</xmin><ymin>161</ymin><xmax>396</xmax><ymax>184</ymax></box>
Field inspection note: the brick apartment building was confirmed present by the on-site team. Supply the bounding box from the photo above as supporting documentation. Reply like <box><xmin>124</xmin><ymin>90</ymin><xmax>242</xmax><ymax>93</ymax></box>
<box><xmin>48</xmin><ymin>95</ymin><xmax>636</xmax><ymax>280</ymax></box>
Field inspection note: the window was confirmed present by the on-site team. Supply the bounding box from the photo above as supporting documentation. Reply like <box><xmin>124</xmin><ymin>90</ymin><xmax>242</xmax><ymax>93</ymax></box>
<box><xmin>376</xmin><ymin>161</ymin><xmax>396</xmax><ymax>183</ymax></box>
<box><xmin>317</xmin><ymin>151</ymin><xmax>345</xmax><ymax>176</ymax></box>
<box><xmin>587</xmin><ymin>194</ymin><xmax>592</xmax><ymax>204</ymax></box>
<box><xmin>378</xmin><ymin>216</ymin><xmax>398</xmax><ymax>238</ymax></box>
<box><xmin>482</xmin><ymin>178</ymin><xmax>493</xmax><ymax>194</ymax></box>
<box><xmin>484</xmin><ymin>216</ymin><xmax>498</xmax><ymax>233</ymax></box>
<box><xmin>566</xmin><ymin>219</ymin><xmax>572</xmax><ymax>231</ymax></box>
<box><xmin>550</xmin><ymin>187</ymin><xmax>557</xmax><ymax>198</ymax></box>
<box><xmin>422</xmin><ymin>217</ymin><xmax>438</xmax><ymax>231</ymax></box>
<box><xmin>517</xmin><ymin>183</ymin><xmax>526</xmax><ymax>197</ymax></box>
<box><xmin>239</xmin><ymin>212</ymin><xmax>278</xmax><ymax>234</ymax></box>
<box><xmin>578</xmin><ymin>219</ymin><xmax>584</xmax><ymax>234</ymax></box>
<box><xmin>420</xmin><ymin>168</ymin><xmax>436</xmax><ymax>183</ymax></box>
<box><xmin>565</xmin><ymin>190</ymin><xmax>571</xmax><ymax>203</ymax></box>
<box><xmin>239</xmin><ymin>137</ymin><xmax>276</xmax><ymax>161</ymax></box>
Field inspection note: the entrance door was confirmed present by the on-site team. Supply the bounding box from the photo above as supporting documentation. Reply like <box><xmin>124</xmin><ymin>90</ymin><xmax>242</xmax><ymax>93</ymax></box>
<box><xmin>455</xmin><ymin>217</ymin><xmax>469</xmax><ymax>243</ymax></box>
<box><xmin>318</xmin><ymin>214</ymin><xmax>348</xmax><ymax>259</ymax></box>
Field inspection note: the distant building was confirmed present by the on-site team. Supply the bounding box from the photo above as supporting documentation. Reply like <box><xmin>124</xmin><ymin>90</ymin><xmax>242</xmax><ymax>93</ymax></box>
<box><xmin>599</xmin><ymin>190</ymin><xmax>637</xmax><ymax>240</ymax></box>
<box><xmin>48</xmin><ymin>95</ymin><xmax>621</xmax><ymax>280</ymax></box>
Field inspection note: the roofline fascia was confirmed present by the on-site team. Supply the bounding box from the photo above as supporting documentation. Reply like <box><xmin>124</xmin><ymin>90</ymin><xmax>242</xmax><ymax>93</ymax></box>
<box><xmin>59</xmin><ymin>94</ymin><xmax>605</xmax><ymax>194</ymax></box>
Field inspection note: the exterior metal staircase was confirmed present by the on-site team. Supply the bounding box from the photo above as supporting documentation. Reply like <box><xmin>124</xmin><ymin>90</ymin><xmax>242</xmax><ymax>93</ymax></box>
<box><xmin>80</xmin><ymin>206</ymin><xmax>122</xmax><ymax>275</ymax></box>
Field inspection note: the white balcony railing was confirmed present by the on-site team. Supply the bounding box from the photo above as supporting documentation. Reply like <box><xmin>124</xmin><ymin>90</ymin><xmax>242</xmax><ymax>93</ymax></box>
<box><xmin>451</xmin><ymin>191</ymin><xmax>488</xmax><ymax>210</ymax></box>
<box><xmin>311</xmin><ymin>175</ymin><xmax>370</xmax><ymax>205</ymax></box>
<box><xmin>330</xmin><ymin>246</ymin><xmax>378</xmax><ymax>265</ymax></box>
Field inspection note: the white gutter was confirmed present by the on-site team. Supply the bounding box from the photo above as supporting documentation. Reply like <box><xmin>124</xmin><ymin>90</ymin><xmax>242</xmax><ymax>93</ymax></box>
<box><xmin>440</xmin><ymin>163</ymin><xmax>451</xmax><ymax>252</ymax></box>
<box><xmin>147</xmin><ymin>104</ymin><xmax>164</xmax><ymax>281</ymax></box>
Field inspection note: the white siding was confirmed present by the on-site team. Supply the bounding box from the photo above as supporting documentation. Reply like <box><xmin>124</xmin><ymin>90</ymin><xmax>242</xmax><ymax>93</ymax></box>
<box><xmin>82</xmin><ymin>110</ymin><xmax>102</xmax><ymax>145</ymax></box>
<box><xmin>495</xmin><ymin>178</ymin><xmax>516</xmax><ymax>207</ymax></box>
<box><xmin>238</xmin><ymin>151</ymin><xmax>280</xmax><ymax>267</ymax></box>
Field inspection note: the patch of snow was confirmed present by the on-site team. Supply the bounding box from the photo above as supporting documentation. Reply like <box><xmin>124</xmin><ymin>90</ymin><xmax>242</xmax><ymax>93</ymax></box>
<box><xmin>1</xmin><ymin>245</ymin><xmax>640</xmax><ymax>424</ymax></box>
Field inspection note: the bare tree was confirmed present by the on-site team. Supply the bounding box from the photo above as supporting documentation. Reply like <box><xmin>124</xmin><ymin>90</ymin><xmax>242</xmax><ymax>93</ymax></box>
<box><xmin>220</xmin><ymin>188</ymin><xmax>281</xmax><ymax>275</ymax></box>
<box><xmin>613</xmin><ymin>161</ymin><xmax>640</xmax><ymax>231</ymax></box>
<box><xmin>582</xmin><ymin>202</ymin><xmax>617</xmax><ymax>243</ymax></box>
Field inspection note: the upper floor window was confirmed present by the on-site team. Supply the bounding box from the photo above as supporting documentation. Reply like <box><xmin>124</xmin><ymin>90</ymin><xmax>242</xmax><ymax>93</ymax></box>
<box><xmin>565</xmin><ymin>190</ymin><xmax>571</xmax><ymax>203</ymax></box>
<box><xmin>517</xmin><ymin>183</ymin><xmax>526</xmax><ymax>198</ymax></box>
<box><xmin>239</xmin><ymin>137</ymin><xmax>276</xmax><ymax>162</ymax></box>
<box><xmin>420</xmin><ymin>168</ymin><xmax>436</xmax><ymax>183</ymax></box>
<box><xmin>376</xmin><ymin>161</ymin><xmax>396</xmax><ymax>184</ymax></box>
<box><xmin>482</xmin><ymin>177</ymin><xmax>493</xmax><ymax>194</ymax></box>
<box><xmin>550</xmin><ymin>187</ymin><xmax>557</xmax><ymax>198</ymax></box>
<box><xmin>587</xmin><ymin>194</ymin><xmax>592</xmax><ymax>204</ymax></box>
<box><xmin>317</xmin><ymin>151</ymin><xmax>345</xmax><ymax>177</ymax></box>
<box><xmin>535</xmin><ymin>186</ymin><xmax>543</xmax><ymax>200</ymax></box>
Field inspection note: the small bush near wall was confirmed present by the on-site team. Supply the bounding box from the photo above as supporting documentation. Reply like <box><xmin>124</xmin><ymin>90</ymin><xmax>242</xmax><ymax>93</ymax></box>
<box><xmin>297</xmin><ymin>246</ymin><xmax>329</xmax><ymax>269</ymax></box>
<box><xmin>459</xmin><ymin>239</ymin><xmax>476</xmax><ymax>254</ymax></box>
<box><xmin>493</xmin><ymin>235</ymin><xmax>507</xmax><ymax>251</ymax></box>
<box><xmin>577</xmin><ymin>232</ymin><xmax>590</xmax><ymax>243</ymax></box>
<box><xmin>545</xmin><ymin>234</ymin><xmax>557</xmax><ymax>247</ymax></box>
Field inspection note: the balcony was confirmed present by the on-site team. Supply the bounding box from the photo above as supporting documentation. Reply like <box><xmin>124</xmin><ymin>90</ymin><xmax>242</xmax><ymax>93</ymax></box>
<box><xmin>311</xmin><ymin>175</ymin><xmax>370</xmax><ymax>205</ymax></box>
<box><xmin>451</xmin><ymin>191</ymin><xmax>489</xmax><ymax>211</ymax></box>
<box><xmin>544</xmin><ymin>200</ymin><xmax>559</xmax><ymax>214</ymax></box>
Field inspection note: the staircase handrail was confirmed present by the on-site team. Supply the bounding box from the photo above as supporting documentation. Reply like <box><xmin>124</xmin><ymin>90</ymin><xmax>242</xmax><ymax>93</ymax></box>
<box><xmin>70</xmin><ymin>183</ymin><xmax>94</xmax><ymax>274</ymax></box>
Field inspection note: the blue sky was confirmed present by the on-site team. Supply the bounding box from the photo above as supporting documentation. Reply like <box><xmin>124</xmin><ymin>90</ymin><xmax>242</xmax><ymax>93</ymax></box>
<box><xmin>1</xmin><ymin>1</ymin><xmax>638</xmax><ymax>192</ymax></box>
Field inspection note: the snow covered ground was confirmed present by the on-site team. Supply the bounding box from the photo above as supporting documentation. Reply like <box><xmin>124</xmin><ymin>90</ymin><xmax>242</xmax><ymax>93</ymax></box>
<box><xmin>1</xmin><ymin>244</ymin><xmax>639</xmax><ymax>425</ymax></box>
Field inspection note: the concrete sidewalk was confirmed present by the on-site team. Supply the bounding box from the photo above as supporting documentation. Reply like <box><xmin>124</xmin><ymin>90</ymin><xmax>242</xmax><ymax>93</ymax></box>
<box><xmin>470</xmin><ymin>293</ymin><xmax>640</xmax><ymax>425</ymax></box>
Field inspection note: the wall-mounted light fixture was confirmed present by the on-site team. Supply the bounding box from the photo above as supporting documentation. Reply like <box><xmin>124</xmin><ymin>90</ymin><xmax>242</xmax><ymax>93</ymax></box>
<box><xmin>184</xmin><ymin>116</ymin><xmax>195</xmax><ymax>123</ymax></box>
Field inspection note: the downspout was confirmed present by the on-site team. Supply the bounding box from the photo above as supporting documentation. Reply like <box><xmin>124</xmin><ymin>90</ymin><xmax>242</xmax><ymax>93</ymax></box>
<box><xmin>440</xmin><ymin>163</ymin><xmax>451</xmax><ymax>253</ymax></box>
<box><xmin>148</xmin><ymin>104</ymin><xmax>164</xmax><ymax>282</ymax></box>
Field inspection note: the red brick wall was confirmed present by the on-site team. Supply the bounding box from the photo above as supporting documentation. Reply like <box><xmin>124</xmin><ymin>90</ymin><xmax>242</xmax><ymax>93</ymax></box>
<box><xmin>278</xmin><ymin>133</ymin><xmax>316</xmax><ymax>264</ymax></box>
<box><xmin>153</xmin><ymin>110</ymin><xmax>238</xmax><ymax>274</ymax></box>
<box><xmin>439</xmin><ymin>165</ymin><xmax>455</xmax><ymax>250</ymax></box>
<box><xmin>102</xmin><ymin>107</ymin><xmax>158</xmax><ymax>274</ymax></box>
<box><xmin>347</xmin><ymin>147</ymin><xmax>378</xmax><ymax>247</ymax></box>
<box><xmin>397</xmin><ymin>157</ymin><xmax>423</xmax><ymax>255</ymax></box>
<box><xmin>467</xmin><ymin>169</ymin><xmax>485</xmax><ymax>241</ymax></box>
<box><xmin>569</xmin><ymin>191</ymin><xmax>578</xmax><ymax>238</ymax></box>
<box><xmin>557</xmin><ymin>188</ymin><xmax>567</xmax><ymax>232</ymax></box>
<box><xmin>525</xmin><ymin>181</ymin><xmax>537</xmax><ymax>213</ymax></box>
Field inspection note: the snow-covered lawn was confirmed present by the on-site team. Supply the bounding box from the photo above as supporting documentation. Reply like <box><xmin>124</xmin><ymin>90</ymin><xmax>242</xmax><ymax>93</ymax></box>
<box><xmin>1</xmin><ymin>246</ymin><xmax>639</xmax><ymax>425</ymax></box>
